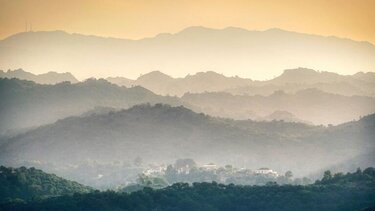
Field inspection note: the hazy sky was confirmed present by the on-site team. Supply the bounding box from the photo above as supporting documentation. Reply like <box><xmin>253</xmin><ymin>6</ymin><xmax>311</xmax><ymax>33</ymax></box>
<box><xmin>0</xmin><ymin>0</ymin><xmax>374</xmax><ymax>44</ymax></box>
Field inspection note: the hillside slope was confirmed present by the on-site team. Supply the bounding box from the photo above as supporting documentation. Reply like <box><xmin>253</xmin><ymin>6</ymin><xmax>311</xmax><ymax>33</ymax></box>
<box><xmin>1</xmin><ymin>104</ymin><xmax>374</xmax><ymax>177</ymax></box>
<box><xmin>0</xmin><ymin>78</ymin><xmax>182</xmax><ymax>135</ymax></box>
<box><xmin>0</xmin><ymin>166</ymin><xmax>93</xmax><ymax>202</ymax></box>
<box><xmin>2</xmin><ymin>168</ymin><xmax>375</xmax><ymax>211</ymax></box>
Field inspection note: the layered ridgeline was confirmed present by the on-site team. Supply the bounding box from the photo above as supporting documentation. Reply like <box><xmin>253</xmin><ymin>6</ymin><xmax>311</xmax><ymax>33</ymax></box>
<box><xmin>0</xmin><ymin>166</ymin><xmax>93</xmax><ymax>203</ymax></box>
<box><xmin>1</xmin><ymin>104</ymin><xmax>374</xmax><ymax>182</ymax></box>
<box><xmin>107</xmin><ymin>68</ymin><xmax>375</xmax><ymax>97</ymax></box>
<box><xmin>1</xmin><ymin>73</ymin><xmax>375</xmax><ymax>135</ymax></box>
<box><xmin>0</xmin><ymin>78</ymin><xmax>182</xmax><ymax>136</ymax></box>
<box><xmin>2</xmin><ymin>167</ymin><xmax>375</xmax><ymax>211</ymax></box>
<box><xmin>0</xmin><ymin>69</ymin><xmax>78</xmax><ymax>84</ymax></box>
<box><xmin>182</xmin><ymin>89</ymin><xmax>375</xmax><ymax>125</ymax></box>
<box><xmin>108</xmin><ymin>68</ymin><xmax>375</xmax><ymax>125</ymax></box>
<box><xmin>227</xmin><ymin>68</ymin><xmax>375</xmax><ymax>98</ymax></box>
<box><xmin>3</xmin><ymin>68</ymin><xmax>374</xmax><ymax>97</ymax></box>
<box><xmin>1</xmin><ymin>26</ymin><xmax>375</xmax><ymax>80</ymax></box>
<box><xmin>108</xmin><ymin>71</ymin><xmax>253</xmax><ymax>97</ymax></box>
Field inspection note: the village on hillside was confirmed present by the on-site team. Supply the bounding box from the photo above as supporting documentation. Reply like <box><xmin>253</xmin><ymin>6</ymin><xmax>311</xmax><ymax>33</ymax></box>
<box><xmin>130</xmin><ymin>159</ymin><xmax>311</xmax><ymax>189</ymax></box>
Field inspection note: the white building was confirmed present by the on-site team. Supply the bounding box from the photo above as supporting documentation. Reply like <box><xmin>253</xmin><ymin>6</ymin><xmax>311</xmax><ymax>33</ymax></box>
<box><xmin>254</xmin><ymin>168</ymin><xmax>278</xmax><ymax>177</ymax></box>
<box><xmin>202</xmin><ymin>163</ymin><xmax>217</xmax><ymax>171</ymax></box>
<box><xmin>143</xmin><ymin>165</ymin><xmax>167</xmax><ymax>176</ymax></box>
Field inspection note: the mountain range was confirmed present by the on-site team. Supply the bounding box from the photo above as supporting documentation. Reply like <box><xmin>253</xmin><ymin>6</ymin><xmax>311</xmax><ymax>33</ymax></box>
<box><xmin>107</xmin><ymin>70</ymin><xmax>252</xmax><ymax>96</ymax></box>
<box><xmin>1</xmin><ymin>73</ymin><xmax>374</xmax><ymax>137</ymax></box>
<box><xmin>0</xmin><ymin>69</ymin><xmax>78</xmax><ymax>84</ymax></box>
<box><xmin>1</xmin><ymin>104</ymin><xmax>374</xmax><ymax>179</ymax></box>
<box><xmin>182</xmin><ymin>89</ymin><xmax>375</xmax><ymax>125</ymax></box>
<box><xmin>1</xmin><ymin>23</ymin><xmax>375</xmax><ymax>211</ymax></box>
<box><xmin>3</xmin><ymin>68</ymin><xmax>374</xmax><ymax>97</ymax></box>
<box><xmin>107</xmin><ymin>68</ymin><xmax>375</xmax><ymax>97</ymax></box>
<box><xmin>1</xmin><ymin>26</ymin><xmax>375</xmax><ymax>80</ymax></box>
<box><xmin>0</xmin><ymin>78</ymin><xmax>182</xmax><ymax>136</ymax></box>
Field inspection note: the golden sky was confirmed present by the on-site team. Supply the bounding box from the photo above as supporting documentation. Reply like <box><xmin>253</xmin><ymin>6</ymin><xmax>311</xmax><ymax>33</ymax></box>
<box><xmin>0</xmin><ymin>0</ymin><xmax>374</xmax><ymax>44</ymax></box>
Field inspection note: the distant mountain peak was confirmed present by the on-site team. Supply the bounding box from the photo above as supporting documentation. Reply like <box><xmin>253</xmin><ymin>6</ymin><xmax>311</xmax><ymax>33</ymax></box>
<box><xmin>223</xmin><ymin>26</ymin><xmax>249</xmax><ymax>31</ymax></box>
<box><xmin>3</xmin><ymin>30</ymin><xmax>69</xmax><ymax>40</ymax></box>
<box><xmin>127</xmin><ymin>103</ymin><xmax>192</xmax><ymax>114</ymax></box>
<box><xmin>0</xmin><ymin>69</ymin><xmax>78</xmax><ymax>84</ymax></box>
<box><xmin>138</xmin><ymin>70</ymin><xmax>173</xmax><ymax>80</ymax></box>
<box><xmin>189</xmin><ymin>71</ymin><xmax>226</xmax><ymax>78</ymax></box>
<box><xmin>262</xmin><ymin>110</ymin><xmax>311</xmax><ymax>124</ymax></box>
<box><xmin>264</xmin><ymin>28</ymin><xmax>288</xmax><ymax>32</ymax></box>
<box><xmin>279</xmin><ymin>67</ymin><xmax>321</xmax><ymax>78</ymax></box>
<box><xmin>176</xmin><ymin>26</ymin><xmax>255</xmax><ymax>38</ymax></box>
<box><xmin>177</xmin><ymin>26</ymin><xmax>216</xmax><ymax>34</ymax></box>
<box><xmin>282</xmin><ymin>67</ymin><xmax>319</xmax><ymax>75</ymax></box>
<box><xmin>270</xmin><ymin>68</ymin><xmax>344</xmax><ymax>84</ymax></box>
<box><xmin>2</xmin><ymin>68</ymin><xmax>33</xmax><ymax>77</ymax></box>
<box><xmin>7</xmin><ymin>68</ymin><xmax>28</xmax><ymax>73</ymax></box>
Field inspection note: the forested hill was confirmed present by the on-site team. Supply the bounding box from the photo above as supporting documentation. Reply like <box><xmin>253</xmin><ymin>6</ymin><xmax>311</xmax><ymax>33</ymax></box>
<box><xmin>1</xmin><ymin>104</ymin><xmax>374</xmax><ymax>177</ymax></box>
<box><xmin>0</xmin><ymin>78</ymin><xmax>182</xmax><ymax>135</ymax></box>
<box><xmin>2</xmin><ymin>167</ymin><xmax>375</xmax><ymax>211</ymax></box>
<box><xmin>0</xmin><ymin>166</ymin><xmax>93</xmax><ymax>202</ymax></box>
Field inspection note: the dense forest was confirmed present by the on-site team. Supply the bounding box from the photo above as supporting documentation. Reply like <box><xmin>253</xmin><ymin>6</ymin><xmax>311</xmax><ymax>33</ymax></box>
<box><xmin>0</xmin><ymin>166</ymin><xmax>93</xmax><ymax>203</ymax></box>
<box><xmin>1</xmin><ymin>167</ymin><xmax>374</xmax><ymax>211</ymax></box>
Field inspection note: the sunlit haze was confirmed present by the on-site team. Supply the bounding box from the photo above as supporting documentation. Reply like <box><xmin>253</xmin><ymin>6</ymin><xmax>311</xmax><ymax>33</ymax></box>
<box><xmin>0</xmin><ymin>1</ymin><xmax>375</xmax><ymax>209</ymax></box>
<box><xmin>1</xmin><ymin>0</ymin><xmax>375</xmax><ymax>43</ymax></box>
<box><xmin>1</xmin><ymin>0</ymin><xmax>375</xmax><ymax>79</ymax></box>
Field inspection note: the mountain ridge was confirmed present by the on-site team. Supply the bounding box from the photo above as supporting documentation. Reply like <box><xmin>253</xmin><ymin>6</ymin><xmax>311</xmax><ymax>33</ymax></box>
<box><xmin>1</xmin><ymin>26</ymin><xmax>374</xmax><ymax>80</ymax></box>
<box><xmin>3</xmin><ymin>67</ymin><xmax>374</xmax><ymax>97</ymax></box>
<box><xmin>0</xmin><ymin>69</ymin><xmax>78</xmax><ymax>84</ymax></box>
<box><xmin>1</xmin><ymin>104</ymin><xmax>374</xmax><ymax>179</ymax></box>
<box><xmin>181</xmin><ymin>89</ymin><xmax>375</xmax><ymax>125</ymax></box>
<box><xmin>2</xmin><ymin>70</ymin><xmax>374</xmax><ymax>128</ymax></box>
<box><xmin>107</xmin><ymin>68</ymin><xmax>375</xmax><ymax>97</ymax></box>
<box><xmin>0</xmin><ymin>78</ymin><xmax>183</xmax><ymax>135</ymax></box>
<box><xmin>4</xmin><ymin>26</ymin><xmax>374</xmax><ymax>46</ymax></box>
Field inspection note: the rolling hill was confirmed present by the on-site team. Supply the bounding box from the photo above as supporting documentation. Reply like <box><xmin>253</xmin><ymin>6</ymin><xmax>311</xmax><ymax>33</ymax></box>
<box><xmin>0</xmin><ymin>78</ymin><xmax>182</xmax><ymax>136</ymax></box>
<box><xmin>1</xmin><ymin>72</ymin><xmax>374</xmax><ymax>138</ymax></box>
<box><xmin>0</xmin><ymin>166</ymin><xmax>93</xmax><ymax>202</ymax></box>
<box><xmin>1</xmin><ymin>104</ymin><xmax>374</xmax><ymax>179</ymax></box>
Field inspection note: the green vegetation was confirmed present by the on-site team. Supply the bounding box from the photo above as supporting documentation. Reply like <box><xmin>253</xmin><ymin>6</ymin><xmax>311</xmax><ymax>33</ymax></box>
<box><xmin>0</xmin><ymin>166</ymin><xmax>93</xmax><ymax>203</ymax></box>
<box><xmin>2</xmin><ymin>103</ymin><xmax>374</xmax><ymax>184</ymax></box>
<box><xmin>315</xmin><ymin>167</ymin><xmax>375</xmax><ymax>187</ymax></box>
<box><xmin>134</xmin><ymin>159</ymin><xmax>312</xmax><ymax>188</ymax></box>
<box><xmin>121</xmin><ymin>175</ymin><xmax>169</xmax><ymax>193</ymax></box>
<box><xmin>0</xmin><ymin>78</ymin><xmax>181</xmax><ymax>135</ymax></box>
<box><xmin>1</xmin><ymin>167</ymin><xmax>374</xmax><ymax>211</ymax></box>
